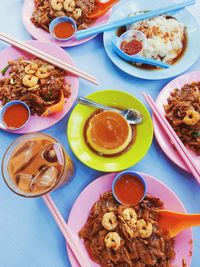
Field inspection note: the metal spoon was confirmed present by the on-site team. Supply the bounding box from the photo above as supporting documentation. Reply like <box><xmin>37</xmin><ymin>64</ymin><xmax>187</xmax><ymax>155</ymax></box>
<box><xmin>78</xmin><ymin>96</ymin><xmax>143</xmax><ymax>125</ymax></box>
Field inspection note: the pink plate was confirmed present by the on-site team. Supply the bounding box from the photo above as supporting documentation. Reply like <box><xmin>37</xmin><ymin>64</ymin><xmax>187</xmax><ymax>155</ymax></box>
<box><xmin>153</xmin><ymin>71</ymin><xmax>200</xmax><ymax>173</ymax></box>
<box><xmin>67</xmin><ymin>172</ymin><xmax>193</xmax><ymax>267</ymax></box>
<box><xmin>0</xmin><ymin>40</ymin><xmax>79</xmax><ymax>134</ymax></box>
<box><xmin>22</xmin><ymin>0</ymin><xmax>112</xmax><ymax>47</ymax></box>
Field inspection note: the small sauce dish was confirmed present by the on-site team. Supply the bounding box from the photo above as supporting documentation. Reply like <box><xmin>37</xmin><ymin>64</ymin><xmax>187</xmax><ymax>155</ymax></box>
<box><xmin>0</xmin><ymin>100</ymin><xmax>30</xmax><ymax>130</ymax></box>
<box><xmin>49</xmin><ymin>16</ymin><xmax>77</xmax><ymax>41</ymax></box>
<box><xmin>112</xmin><ymin>171</ymin><xmax>146</xmax><ymax>206</ymax></box>
<box><xmin>118</xmin><ymin>30</ymin><xmax>147</xmax><ymax>56</ymax></box>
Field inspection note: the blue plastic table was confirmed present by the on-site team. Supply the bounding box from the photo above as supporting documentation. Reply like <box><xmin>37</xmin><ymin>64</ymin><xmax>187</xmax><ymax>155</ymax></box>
<box><xmin>0</xmin><ymin>1</ymin><xmax>200</xmax><ymax>267</ymax></box>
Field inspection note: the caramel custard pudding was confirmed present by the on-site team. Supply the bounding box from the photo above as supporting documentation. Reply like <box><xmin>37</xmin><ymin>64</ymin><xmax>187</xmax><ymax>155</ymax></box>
<box><xmin>85</xmin><ymin>110</ymin><xmax>135</xmax><ymax>156</ymax></box>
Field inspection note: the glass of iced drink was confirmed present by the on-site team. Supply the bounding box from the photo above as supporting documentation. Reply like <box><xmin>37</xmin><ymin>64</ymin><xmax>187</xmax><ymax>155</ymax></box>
<box><xmin>2</xmin><ymin>132</ymin><xmax>74</xmax><ymax>197</ymax></box>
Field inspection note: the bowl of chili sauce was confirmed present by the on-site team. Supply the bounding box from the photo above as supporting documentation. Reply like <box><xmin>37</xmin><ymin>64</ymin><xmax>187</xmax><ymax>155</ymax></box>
<box><xmin>112</xmin><ymin>171</ymin><xmax>147</xmax><ymax>206</ymax></box>
<box><xmin>0</xmin><ymin>100</ymin><xmax>30</xmax><ymax>130</ymax></box>
<box><xmin>49</xmin><ymin>16</ymin><xmax>77</xmax><ymax>41</ymax></box>
<box><xmin>118</xmin><ymin>30</ymin><xmax>146</xmax><ymax>56</ymax></box>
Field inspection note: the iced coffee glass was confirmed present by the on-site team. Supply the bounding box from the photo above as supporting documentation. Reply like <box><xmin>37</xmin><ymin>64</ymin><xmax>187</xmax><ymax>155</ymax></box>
<box><xmin>2</xmin><ymin>132</ymin><xmax>74</xmax><ymax>197</ymax></box>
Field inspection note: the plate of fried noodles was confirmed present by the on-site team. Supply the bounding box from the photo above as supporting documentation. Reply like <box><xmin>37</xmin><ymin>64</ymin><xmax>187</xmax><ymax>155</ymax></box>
<box><xmin>67</xmin><ymin>172</ymin><xmax>192</xmax><ymax>267</ymax></box>
<box><xmin>154</xmin><ymin>71</ymin><xmax>200</xmax><ymax>173</ymax></box>
<box><xmin>22</xmin><ymin>0</ymin><xmax>112</xmax><ymax>47</ymax></box>
<box><xmin>0</xmin><ymin>40</ymin><xmax>79</xmax><ymax>133</ymax></box>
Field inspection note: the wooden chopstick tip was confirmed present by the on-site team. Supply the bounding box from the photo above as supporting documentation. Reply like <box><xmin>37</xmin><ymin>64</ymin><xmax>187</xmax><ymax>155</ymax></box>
<box><xmin>92</xmin><ymin>79</ymin><xmax>100</xmax><ymax>86</ymax></box>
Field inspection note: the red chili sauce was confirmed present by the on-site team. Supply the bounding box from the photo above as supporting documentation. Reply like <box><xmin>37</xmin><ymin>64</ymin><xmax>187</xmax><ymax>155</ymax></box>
<box><xmin>120</xmin><ymin>39</ymin><xmax>143</xmax><ymax>55</ymax></box>
<box><xmin>3</xmin><ymin>104</ymin><xmax>29</xmax><ymax>129</ymax></box>
<box><xmin>114</xmin><ymin>174</ymin><xmax>145</xmax><ymax>206</ymax></box>
<box><xmin>54</xmin><ymin>21</ymin><xmax>75</xmax><ymax>39</ymax></box>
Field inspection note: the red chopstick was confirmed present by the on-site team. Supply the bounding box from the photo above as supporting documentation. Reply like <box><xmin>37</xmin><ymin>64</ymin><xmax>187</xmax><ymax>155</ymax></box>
<box><xmin>143</xmin><ymin>92</ymin><xmax>200</xmax><ymax>183</ymax></box>
<box><xmin>43</xmin><ymin>194</ymin><xmax>91</xmax><ymax>267</ymax></box>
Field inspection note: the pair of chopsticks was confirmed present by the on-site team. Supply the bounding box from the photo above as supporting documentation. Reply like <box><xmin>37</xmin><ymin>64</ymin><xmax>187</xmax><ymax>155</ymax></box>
<box><xmin>143</xmin><ymin>93</ymin><xmax>200</xmax><ymax>184</ymax></box>
<box><xmin>0</xmin><ymin>32</ymin><xmax>98</xmax><ymax>85</ymax></box>
<box><xmin>43</xmin><ymin>194</ymin><xmax>91</xmax><ymax>267</ymax></box>
<box><xmin>76</xmin><ymin>0</ymin><xmax>195</xmax><ymax>40</ymax></box>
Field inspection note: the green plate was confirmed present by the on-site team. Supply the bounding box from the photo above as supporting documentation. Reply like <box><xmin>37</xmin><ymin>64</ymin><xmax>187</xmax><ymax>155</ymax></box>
<box><xmin>67</xmin><ymin>90</ymin><xmax>153</xmax><ymax>172</ymax></box>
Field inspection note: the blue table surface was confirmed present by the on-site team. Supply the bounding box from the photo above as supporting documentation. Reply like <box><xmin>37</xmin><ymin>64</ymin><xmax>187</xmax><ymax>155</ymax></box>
<box><xmin>0</xmin><ymin>1</ymin><xmax>200</xmax><ymax>267</ymax></box>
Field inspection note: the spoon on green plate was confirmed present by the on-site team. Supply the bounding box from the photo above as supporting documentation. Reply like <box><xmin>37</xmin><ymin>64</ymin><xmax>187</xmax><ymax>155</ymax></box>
<box><xmin>78</xmin><ymin>96</ymin><xmax>143</xmax><ymax>125</ymax></box>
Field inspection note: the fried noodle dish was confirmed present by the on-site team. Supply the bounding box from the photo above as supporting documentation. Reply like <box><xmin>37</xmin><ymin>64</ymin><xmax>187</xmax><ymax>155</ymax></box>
<box><xmin>79</xmin><ymin>192</ymin><xmax>175</xmax><ymax>267</ymax></box>
<box><xmin>164</xmin><ymin>82</ymin><xmax>200</xmax><ymax>155</ymax></box>
<box><xmin>31</xmin><ymin>0</ymin><xmax>96</xmax><ymax>31</ymax></box>
<box><xmin>0</xmin><ymin>57</ymin><xmax>71</xmax><ymax>116</ymax></box>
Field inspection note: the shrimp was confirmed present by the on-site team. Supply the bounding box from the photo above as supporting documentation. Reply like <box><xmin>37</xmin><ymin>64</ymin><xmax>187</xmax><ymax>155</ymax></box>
<box><xmin>72</xmin><ymin>8</ymin><xmax>82</xmax><ymax>20</ymax></box>
<box><xmin>22</xmin><ymin>75</ymin><xmax>39</xmax><ymax>88</ymax></box>
<box><xmin>51</xmin><ymin>0</ymin><xmax>64</xmax><ymax>11</ymax></box>
<box><xmin>122</xmin><ymin>208</ymin><xmax>137</xmax><ymax>227</ymax></box>
<box><xmin>183</xmin><ymin>110</ymin><xmax>200</xmax><ymax>126</ymax></box>
<box><xmin>124</xmin><ymin>224</ymin><xmax>139</xmax><ymax>239</ymax></box>
<box><xmin>35</xmin><ymin>66</ymin><xmax>53</xmax><ymax>79</ymax></box>
<box><xmin>137</xmin><ymin>219</ymin><xmax>153</xmax><ymax>239</ymax></box>
<box><xmin>102</xmin><ymin>212</ymin><xmax>118</xmax><ymax>231</ymax></box>
<box><xmin>63</xmin><ymin>0</ymin><xmax>76</xmax><ymax>12</ymax></box>
<box><xmin>24</xmin><ymin>63</ymin><xmax>38</xmax><ymax>75</ymax></box>
<box><xmin>104</xmin><ymin>232</ymin><xmax>121</xmax><ymax>251</ymax></box>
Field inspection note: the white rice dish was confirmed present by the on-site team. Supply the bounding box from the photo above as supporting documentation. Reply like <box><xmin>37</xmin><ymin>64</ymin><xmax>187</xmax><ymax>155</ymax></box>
<box><xmin>128</xmin><ymin>15</ymin><xmax>185</xmax><ymax>64</ymax></box>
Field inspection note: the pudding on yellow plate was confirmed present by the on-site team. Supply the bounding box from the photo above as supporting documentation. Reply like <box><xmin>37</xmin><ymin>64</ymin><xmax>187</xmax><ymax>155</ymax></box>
<box><xmin>85</xmin><ymin>110</ymin><xmax>134</xmax><ymax>156</ymax></box>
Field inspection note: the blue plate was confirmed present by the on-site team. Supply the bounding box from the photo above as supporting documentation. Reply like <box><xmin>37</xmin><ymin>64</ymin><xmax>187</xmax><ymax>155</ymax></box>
<box><xmin>103</xmin><ymin>0</ymin><xmax>200</xmax><ymax>80</ymax></box>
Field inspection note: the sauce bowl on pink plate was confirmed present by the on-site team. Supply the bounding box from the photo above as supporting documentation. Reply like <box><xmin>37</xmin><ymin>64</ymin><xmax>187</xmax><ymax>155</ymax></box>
<box><xmin>22</xmin><ymin>0</ymin><xmax>112</xmax><ymax>47</ymax></box>
<box><xmin>66</xmin><ymin>172</ymin><xmax>193</xmax><ymax>267</ymax></box>
<box><xmin>0</xmin><ymin>40</ymin><xmax>79</xmax><ymax>134</ymax></box>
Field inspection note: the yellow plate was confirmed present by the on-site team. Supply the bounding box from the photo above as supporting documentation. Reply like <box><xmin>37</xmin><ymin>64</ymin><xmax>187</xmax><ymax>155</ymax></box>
<box><xmin>67</xmin><ymin>90</ymin><xmax>153</xmax><ymax>172</ymax></box>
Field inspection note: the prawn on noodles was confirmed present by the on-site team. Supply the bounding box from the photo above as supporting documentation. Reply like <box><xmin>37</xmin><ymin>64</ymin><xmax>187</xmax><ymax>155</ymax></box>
<box><xmin>79</xmin><ymin>191</ymin><xmax>176</xmax><ymax>267</ymax></box>
<box><xmin>0</xmin><ymin>57</ymin><xmax>71</xmax><ymax>115</ymax></box>
<box><xmin>31</xmin><ymin>0</ymin><xmax>96</xmax><ymax>32</ymax></box>
<box><xmin>164</xmin><ymin>82</ymin><xmax>200</xmax><ymax>155</ymax></box>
